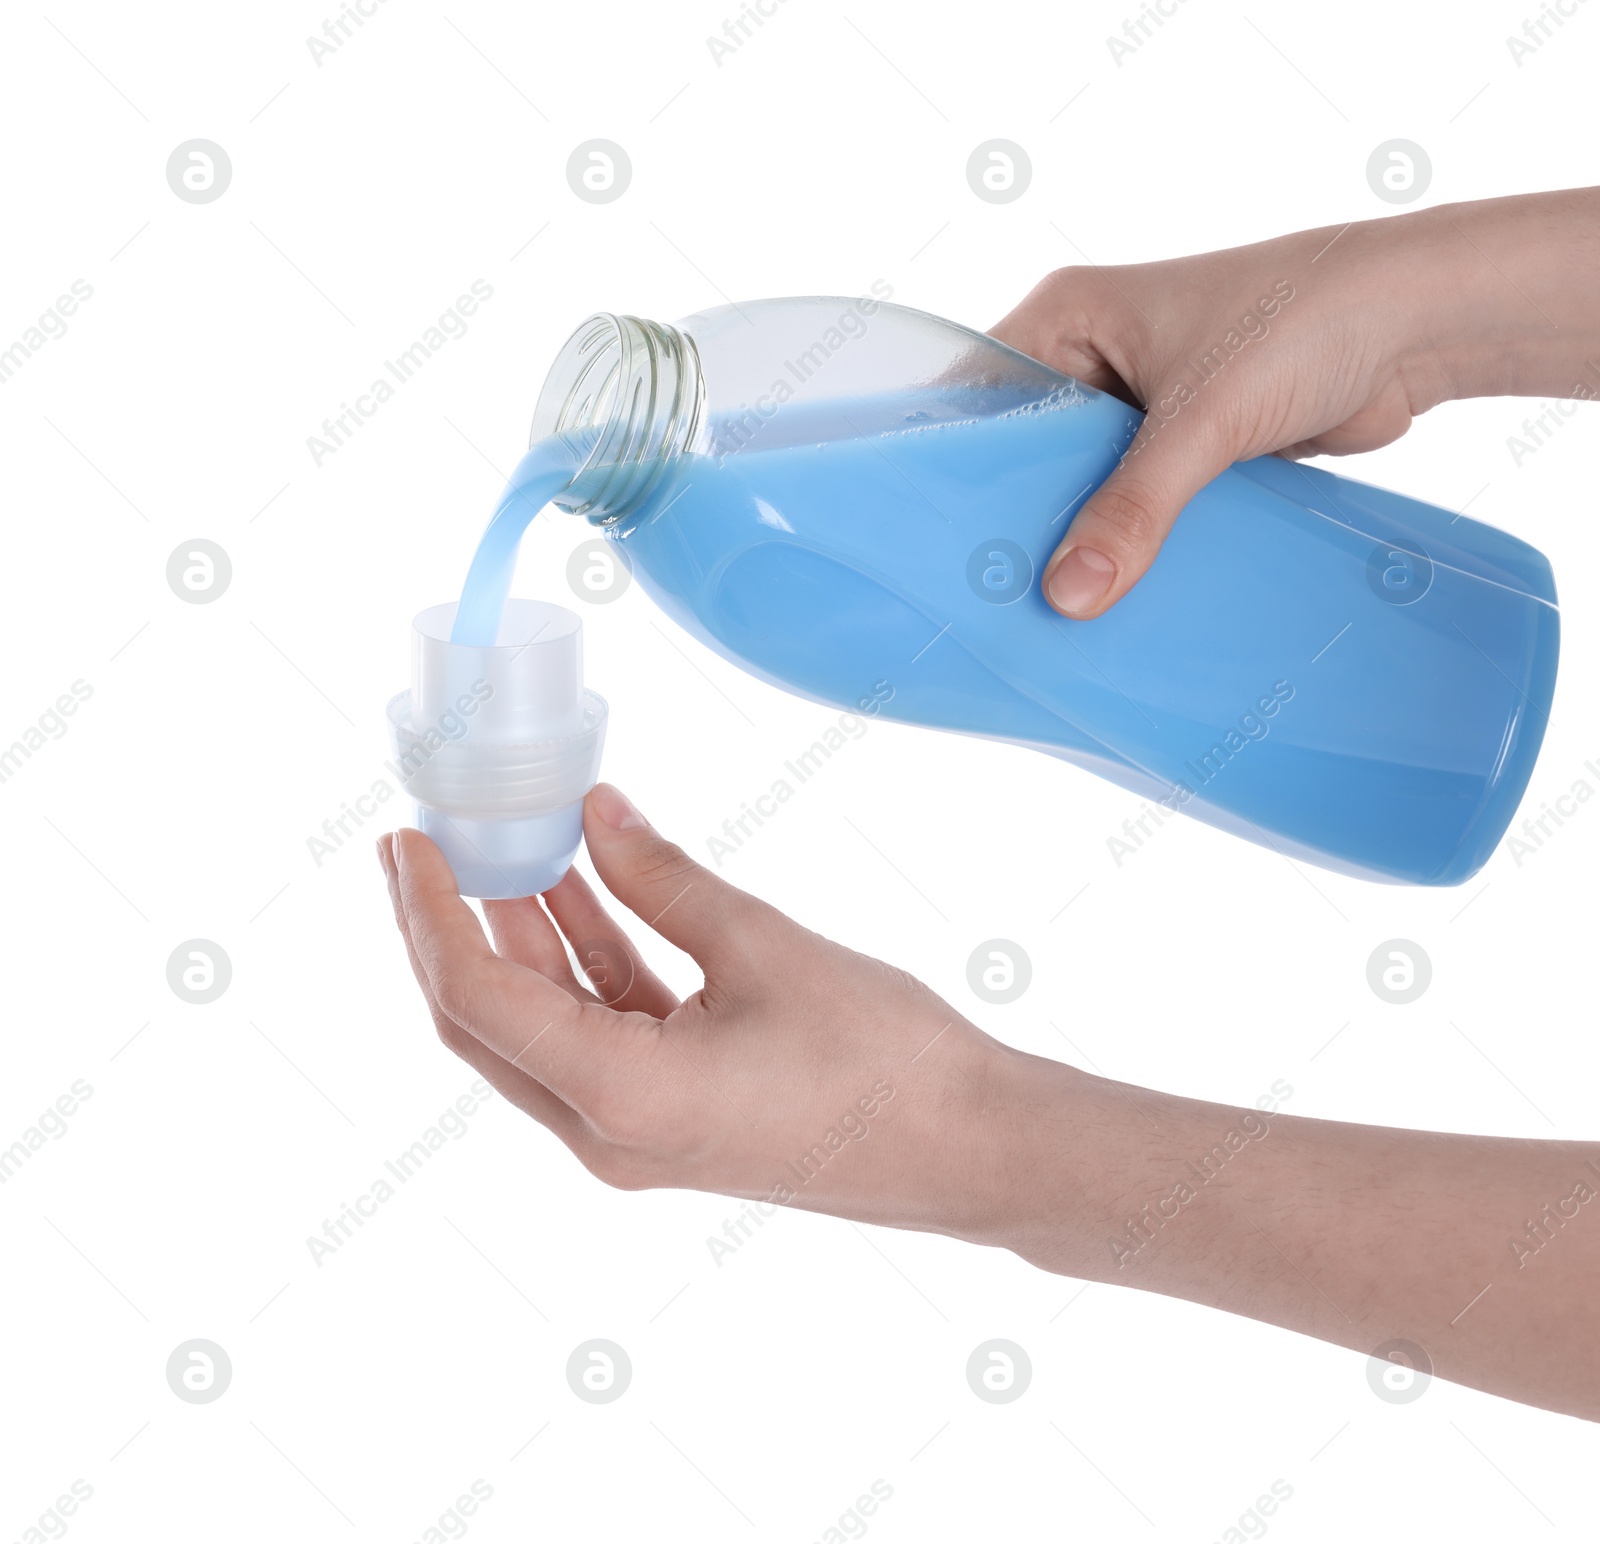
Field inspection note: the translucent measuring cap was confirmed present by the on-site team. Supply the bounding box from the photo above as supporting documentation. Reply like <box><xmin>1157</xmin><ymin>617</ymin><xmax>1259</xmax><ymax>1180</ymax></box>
<box><xmin>386</xmin><ymin>599</ymin><xmax>608</xmax><ymax>898</ymax></box>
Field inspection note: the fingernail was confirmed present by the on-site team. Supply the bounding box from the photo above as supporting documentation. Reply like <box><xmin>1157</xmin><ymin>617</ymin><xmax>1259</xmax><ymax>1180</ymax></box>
<box><xmin>1047</xmin><ymin>547</ymin><xmax>1117</xmax><ymax>617</ymax></box>
<box><xmin>592</xmin><ymin>782</ymin><xmax>647</xmax><ymax>831</ymax></box>
<box><xmin>376</xmin><ymin>834</ymin><xmax>394</xmax><ymax>876</ymax></box>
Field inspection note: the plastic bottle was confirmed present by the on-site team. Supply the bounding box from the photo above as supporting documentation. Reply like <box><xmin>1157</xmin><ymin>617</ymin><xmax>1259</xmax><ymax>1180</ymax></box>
<box><xmin>519</xmin><ymin>296</ymin><xmax>1558</xmax><ymax>886</ymax></box>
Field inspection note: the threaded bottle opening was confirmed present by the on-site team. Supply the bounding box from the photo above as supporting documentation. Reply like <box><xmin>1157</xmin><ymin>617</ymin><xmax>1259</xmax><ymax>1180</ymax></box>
<box><xmin>530</xmin><ymin>313</ymin><xmax>703</xmax><ymax>525</ymax></box>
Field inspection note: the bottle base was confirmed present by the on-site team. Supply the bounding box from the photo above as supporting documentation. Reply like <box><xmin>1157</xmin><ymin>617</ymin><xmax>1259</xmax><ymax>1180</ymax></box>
<box><xmin>415</xmin><ymin>802</ymin><xmax>584</xmax><ymax>899</ymax></box>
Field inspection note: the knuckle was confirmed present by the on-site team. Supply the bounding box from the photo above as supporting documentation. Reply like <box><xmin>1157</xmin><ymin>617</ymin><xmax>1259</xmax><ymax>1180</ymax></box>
<box><xmin>847</xmin><ymin>946</ymin><xmax>938</xmax><ymax>1010</ymax></box>
<box><xmin>632</xmin><ymin>834</ymin><xmax>703</xmax><ymax>893</ymax></box>
<box><xmin>1033</xmin><ymin>268</ymin><xmax>1103</xmax><ymax>360</ymax></box>
<box><xmin>1041</xmin><ymin>264</ymin><xmax>1097</xmax><ymax>306</ymax></box>
<box><xmin>584</xmin><ymin>1084</ymin><xmax>659</xmax><ymax>1150</ymax></box>
<box><xmin>878</xmin><ymin>958</ymin><xmax>931</xmax><ymax>1001</ymax></box>
<box><xmin>1083</xmin><ymin>483</ymin><xmax>1164</xmax><ymax>554</ymax></box>
<box><xmin>430</xmin><ymin>953</ymin><xmax>518</xmax><ymax>1040</ymax></box>
<box><xmin>429</xmin><ymin>964</ymin><xmax>476</xmax><ymax>1027</ymax></box>
<box><xmin>430</xmin><ymin>1007</ymin><xmax>476</xmax><ymax>1060</ymax></box>
<box><xmin>1044</xmin><ymin>264</ymin><xmax>1138</xmax><ymax>324</ymax></box>
<box><xmin>584</xmin><ymin>1147</ymin><xmax>656</xmax><ymax>1193</ymax></box>
<box><xmin>726</xmin><ymin>902</ymin><xmax>790</xmax><ymax>965</ymax></box>
<box><xmin>582</xmin><ymin>1045</ymin><xmax>701</xmax><ymax>1156</ymax></box>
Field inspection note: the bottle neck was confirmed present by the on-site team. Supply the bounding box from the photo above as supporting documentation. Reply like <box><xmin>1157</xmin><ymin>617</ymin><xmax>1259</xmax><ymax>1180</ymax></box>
<box><xmin>531</xmin><ymin>313</ymin><xmax>703</xmax><ymax>526</ymax></box>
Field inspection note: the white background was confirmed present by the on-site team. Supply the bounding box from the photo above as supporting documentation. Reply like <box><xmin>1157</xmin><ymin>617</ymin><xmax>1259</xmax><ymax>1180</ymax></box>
<box><xmin>2</xmin><ymin>0</ymin><xmax>1597</xmax><ymax>1539</ymax></box>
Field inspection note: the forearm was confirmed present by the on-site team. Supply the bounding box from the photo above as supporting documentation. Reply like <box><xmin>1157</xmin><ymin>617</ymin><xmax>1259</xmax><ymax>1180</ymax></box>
<box><xmin>982</xmin><ymin>1046</ymin><xmax>1600</xmax><ymax>1420</ymax></box>
<box><xmin>385</xmin><ymin>799</ymin><xmax>1598</xmax><ymax>1420</ymax></box>
<box><xmin>1356</xmin><ymin>187</ymin><xmax>1600</xmax><ymax>407</ymax></box>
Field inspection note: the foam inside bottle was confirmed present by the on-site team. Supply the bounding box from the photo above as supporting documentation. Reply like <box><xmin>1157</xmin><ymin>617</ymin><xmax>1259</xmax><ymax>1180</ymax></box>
<box><xmin>388</xmin><ymin>598</ymin><xmax>607</xmax><ymax>899</ymax></box>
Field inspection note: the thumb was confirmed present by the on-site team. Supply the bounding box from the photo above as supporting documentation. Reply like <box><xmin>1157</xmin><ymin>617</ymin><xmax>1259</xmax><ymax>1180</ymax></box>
<box><xmin>582</xmin><ymin>783</ymin><xmax>770</xmax><ymax>973</ymax></box>
<box><xmin>1043</xmin><ymin>411</ymin><xmax>1239</xmax><ymax>619</ymax></box>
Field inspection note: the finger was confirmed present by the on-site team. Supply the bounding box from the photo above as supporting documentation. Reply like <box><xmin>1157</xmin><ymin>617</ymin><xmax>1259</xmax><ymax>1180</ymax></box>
<box><xmin>481</xmin><ymin>895</ymin><xmax>590</xmax><ymax>1001</ymax></box>
<box><xmin>377</xmin><ymin>833</ymin><xmax>458</xmax><ymax>1038</ymax></box>
<box><xmin>583</xmin><ymin>784</ymin><xmax>776</xmax><ymax>975</ymax></box>
<box><xmin>391</xmin><ymin>828</ymin><xmax>635</xmax><ymax>1111</ymax></box>
<box><xmin>543</xmin><ymin>865</ymin><xmax>681</xmax><ymax>1018</ymax></box>
<box><xmin>377</xmin><ymin>836</ymin><xmax>586</xmax><ymax>1142</ymax></box>
<box><xmin>1043</xmin><ymin>410</ymin><xmax>1239</xmax><ymax>619</ymax></box>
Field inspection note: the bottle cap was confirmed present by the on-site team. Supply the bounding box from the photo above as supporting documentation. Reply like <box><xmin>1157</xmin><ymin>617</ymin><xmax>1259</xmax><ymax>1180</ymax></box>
<box><xmin>386</xmin><ymin>599</ymin><xmax>607</xmax><ymax>898</ymax></box>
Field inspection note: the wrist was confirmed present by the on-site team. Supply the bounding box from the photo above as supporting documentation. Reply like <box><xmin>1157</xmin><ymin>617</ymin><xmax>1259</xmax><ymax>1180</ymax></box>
<box><xmin>972</xmin><ymin>1047</ymin><xmax>1297</xmax><ymax>1296</ymax></box>
<box><xmin>962</xmin><ymin>1043</ymin><xmax>1173</xmax><ymax>1277</ymax></box>
<box><xmin>1301</xmin><ymin>205</ymin><xmax>1495</xmax><ymax>411</ymax></box>
<box><xmin>1387</xmin><ymin>202</ymin><xmax>1534</xmax><ymax>402</ymax></box>
<box><xmin>1373</xmin><ymin>192</ymin><xmax>1600</xmax><ymax>404</ymax></box>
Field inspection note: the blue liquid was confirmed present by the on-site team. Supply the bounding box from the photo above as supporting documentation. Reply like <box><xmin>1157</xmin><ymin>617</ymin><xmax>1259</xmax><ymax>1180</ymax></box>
<box><xmin>616</xmin><ymin>393</ymin><xmax>1556</xmax><ymax>884</ymax></box>
<box><xmin>451</xmin><ymin>430</ymin><xmax>596</xmax><ymax>645</ymax></box>
<box><xmin>463</xmin><ymin>390</ymin><xmax>1558</xmax><ymax>883</ymax></box>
